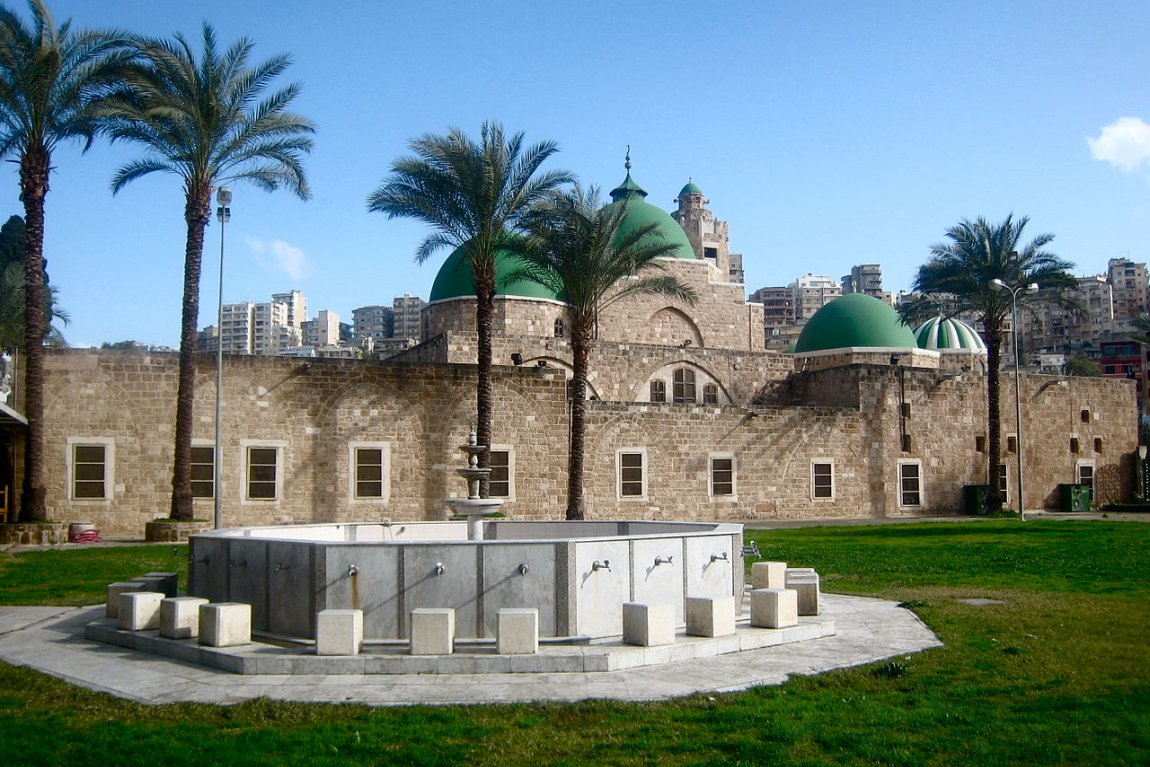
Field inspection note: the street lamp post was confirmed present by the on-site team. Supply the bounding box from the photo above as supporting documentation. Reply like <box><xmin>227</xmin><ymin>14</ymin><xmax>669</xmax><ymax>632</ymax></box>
<box><xmin>991</xmin><ymin>278</ymin><xmax>1038</xmax><ymax>520</ymax></box>
<box><xmin>1139</xmin><ymin>444</ymin><xmax>1148</xmax><ymax>502</ymax></box>
<box><xmin>214</xmin><ymin>187</ymin><xmax>231</xmax><ymax>530</ymax></box>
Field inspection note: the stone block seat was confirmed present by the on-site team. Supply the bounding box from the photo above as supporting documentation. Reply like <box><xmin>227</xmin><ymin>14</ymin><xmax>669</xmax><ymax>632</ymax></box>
<box><xmin>160</xmin><ymin>596</ymin><xmax>208</xmax><ymax>639</ymax></box>
<box><xmin>497</xmin><ymin>608</ymin><xmax>538</xmax><ymax>655</ymax></box>
<box><xmin>751</xmin><ymin>561</ymin><xmax>787</xmax><ymax>590</ymax></box>
<box><xmin>105</xmin><ymin>581</ymin><xmax>147</xmax><ymax>619</ymax></box>
<box><xmin>410</xmin><ymin>608</ymin><xmax>455</xmax><ymax>655</ymax></box>
<box><xmin>750</xmin><ymin>588</ymin><xmax>798</xmax><ymax>629</ymax></box>
<box><xmin>133</xmin><ymin>572</ymin><xmax>178</xmax><ymax>598</ymax></box>
<box><xmin>685</xmin><ymin>595</ymin><xmax>736</xmax><ymax>637</ymax></box>
<box><xmin>622</xmin><ymin>602</ymin><xmax>675</xmax><ymax>647</ymax></box>
<box><xmin>317</xmin><ymin>609</ymin><xmax>364</xmax><ymax>656</ymax></box>
<box><xmin>117</xmin><ymin>591</ymin><xmax>164</xmax><ymax>631</ymax></box>
<box><xmin>199</xmin><ymin>602</ymin><xmax>252</xmax><ymax>647</ymax></box>
<box><xmin>785</xmin><ymin>567</ymin><xmax>821</xmax><ymax>616</ymax></box>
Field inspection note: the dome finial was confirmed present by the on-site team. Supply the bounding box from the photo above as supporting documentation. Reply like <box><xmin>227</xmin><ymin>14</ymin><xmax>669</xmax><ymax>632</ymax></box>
<box><xmin>624</xmin><ymin>145</ymin><xmax>631</xmax><ymax>171</ymax></box>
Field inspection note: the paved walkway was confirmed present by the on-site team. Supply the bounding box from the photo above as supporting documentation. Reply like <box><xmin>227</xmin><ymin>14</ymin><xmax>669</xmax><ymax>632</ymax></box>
<box><xmin>0</xmin><ymin>594</ymin><xmax>940</xmax><ymax>706</ymax></box>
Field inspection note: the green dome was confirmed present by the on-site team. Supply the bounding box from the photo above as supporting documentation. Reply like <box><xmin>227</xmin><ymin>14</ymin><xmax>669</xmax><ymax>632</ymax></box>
<box><xmin>794</xmin><ymin>294</ymin><xmax>917</xmax><ymax>353</ymax></box>
<box><xmin>679</xmin><ymin>179</ymin><xmax>703</xmax><ymax>196</ymax></box>
<box><xmin>429</xmin><ymin>245</ymin><xmax>560</xmax><ymax>302</ymax></box>
<box><xmin>913</xmin><ymin>316</ymin><xmax>986</xmax><ymax>352</ymax></box>
<box><xmin>604</xmin><ymin>172</ymin><xmax>695</xmax><ymax>260</ymax></box>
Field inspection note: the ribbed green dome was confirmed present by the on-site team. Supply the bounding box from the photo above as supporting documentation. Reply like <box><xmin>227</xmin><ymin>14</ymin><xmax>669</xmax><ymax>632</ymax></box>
<box><xmin>794</xmin><ymin>294</ymin><xmax>917</xmax><ymax>353</ymax></box>
<box><xmin>605</xmin><ymin>172</ymin><xmax>695</xmax><ymax>260</ymax></box>
<box><xmin>913</xmin><ymin>316</ymin><xmax>986</xmax><ymax>352</ymax></box>
<box><xmin>679</xmin><ymin>179</ymin><xmax>703</xmax><ymax>196</ymax></box>
<box><xmin>429</xmin><ymin>245</ymin><xmax>560</xmax><ymax>302</ymax></box>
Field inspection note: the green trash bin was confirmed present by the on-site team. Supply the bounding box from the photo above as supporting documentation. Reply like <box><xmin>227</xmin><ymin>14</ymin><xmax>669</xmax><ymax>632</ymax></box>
<box><xmin>963</xmin><ymin>484</ymin><xmax>990</xmax><ymax>515</ymax></box>
<box><xmin>1059</xmin><ymin>483</ymin><xmax>1091</xmax><ymax>512</ymax></box>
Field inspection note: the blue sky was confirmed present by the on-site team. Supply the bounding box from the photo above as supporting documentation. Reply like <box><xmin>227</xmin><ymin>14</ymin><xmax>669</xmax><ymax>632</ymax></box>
<box><xmin>12</xmin><ymin>0</ymin><xmax>1150</xmax><ymax>347</ymax></box>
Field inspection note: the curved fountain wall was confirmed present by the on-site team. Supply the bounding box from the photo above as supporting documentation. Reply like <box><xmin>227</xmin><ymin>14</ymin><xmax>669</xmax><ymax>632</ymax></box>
<box><xmin>188</xmin><ymin>520</ymin><xmax>745</xmax><ymax>643</ymax></box>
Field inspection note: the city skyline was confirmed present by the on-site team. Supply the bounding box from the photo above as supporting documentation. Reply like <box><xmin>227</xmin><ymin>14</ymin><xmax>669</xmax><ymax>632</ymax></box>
<box><xmin>4</xmin><ymin>0</ymin><xmax>1149</xmax><ymax>347</ymax></box>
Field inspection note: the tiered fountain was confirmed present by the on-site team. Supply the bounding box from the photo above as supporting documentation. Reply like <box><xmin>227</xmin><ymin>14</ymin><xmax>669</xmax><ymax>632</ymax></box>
<box><xmin>445</xmin><ymin>428</ymin><xmax>504</xmax><ymax>540</ymax></box>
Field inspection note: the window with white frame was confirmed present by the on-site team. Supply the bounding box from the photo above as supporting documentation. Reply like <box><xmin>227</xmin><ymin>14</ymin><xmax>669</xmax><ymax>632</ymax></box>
<box><xmin>68</xmin><ymin>438</ymin><xmax>113</xmax><ymax>500</ymax></box>
<box><xmin>898</xmin><ymin>461</ymin><xmax>922</xmax><ymax>508</ymax></box>
<box><xmin>243</xmin><ymin>442</ymin><xmax>284</xmax><ymax>501</ymax></box>
<box><xmin>710</xmin><ymin>454</ymin><xmax>735</xmax><ymax>497</ymax></box>
<box><xmin>488</xmin><ymin>447</ymin><xmax>513</xmax><ymax>499</ymax></box>
<box><xmin>617</xmin><ymin>450</ymin><xmax>646</xmax><ymax>499</ymax></box>
<box><xmin>812</xmin><ymin>461</ymin><xmax>834</xmax><ymax>500</ymax></box>
<box><xmin>1076</xmin><ymin>461</ymin><xmax>1095</xmax><ymax>494</ymax></box>
<box><xmin>191</xmin><ymin>444</ymin><xmax>215</xmax><ymax>499</ymax></box>
<box><xmin>672</xmin><ymin>368</ymin><xmax>696</xmax><ymax>403</ymax></box>
<box><xmin>349</xmin><ymin>442</ymin><xmax>390</xmax><ymax>501</ymax></box>
<box><xmin>997</xmin><ymin>463</ymin><xmax>1009</xmax><ymax>503</ymax></box>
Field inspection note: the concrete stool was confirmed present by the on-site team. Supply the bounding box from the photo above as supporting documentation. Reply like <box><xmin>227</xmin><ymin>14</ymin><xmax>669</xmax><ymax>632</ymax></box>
<box><xmin>622</xmin><ymin>602</ymin><xmax>675</xmax><ymax>647</ymax></box>
<box><xmin>198</xmin><ymin>602</ymin><xmax>252</xmax><ymax>647</ymax></box>
<box><xmin>410</xmin><ymin>608</ymin><xmax>455</xmax><ymax>655</ymax></box>
<box><xmin>497</xmin><ymin>608</ymin><xmax>539</xmax><ymax>654</ymax></box>
<box><xmin>317</xmin><ymin>609</ymin><xmax>364</xmax><ymax>656</ymax></box>
<box><xmin>750</xmin><ymin>588</ymin><xmax>798</xmax><ymax>629</ymax></box>
<box><xmin>160</xmin><ymin>596</ymin><xmax>208</xmax><ymax>639</ymax></box>
<box><xmin>685</xmin><ymin>595</ymin><xmax>736</xmax><ymax>637</ymax></box>
<box><xmin>105</xmin><ymin>581</ymin><xmax>147</xmax><ymax>619</ymax></box>
<box><xmin>785</xmin><ymin>568</ymin><xmax>821</xmax><ymax>616</ymax></box>
<box><xmin>751</xmin><ymin>561</ymin><xmax>787</xmax><ymax>590</ymax></box>
<box><xmin>133</xmin><ymin>572</ymin><xmax>178</xmax><ymax>598</ymax></box>
<box><xmin>118</xmin><ymin>591</ymin><xmax>164</xmax><ymax>631</ymax></box>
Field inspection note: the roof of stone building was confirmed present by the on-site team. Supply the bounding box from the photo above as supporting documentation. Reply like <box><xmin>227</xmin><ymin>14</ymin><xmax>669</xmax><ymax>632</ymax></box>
<box><xmin>428</xmin><ymin>245</ymin><xmax>561</xmax><ymax>302</ymax></box>
<box><xmin>605</xmin><ymin>170</ymin><xmax>696</xmax><ymax>261</ymax></box>
<box><xmin>913</xmin><ymin>316</ymin><xmax>987</xmax><ymax>353</ymax></box>
<box><xmin>793</xmin><ymin>293</ymin><xmax>918</xmax><ymax>353</ymax></box>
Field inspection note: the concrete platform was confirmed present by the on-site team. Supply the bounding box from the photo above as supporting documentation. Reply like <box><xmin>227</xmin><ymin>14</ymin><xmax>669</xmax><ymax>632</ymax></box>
<box><xmin>0</xmin><ymin>594</ymin><xmax>940</xmax><ymax>706</ymax></box>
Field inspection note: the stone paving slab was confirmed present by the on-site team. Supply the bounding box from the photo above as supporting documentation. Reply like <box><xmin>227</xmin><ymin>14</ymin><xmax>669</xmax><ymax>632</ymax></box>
<box><xmin>0</xmin><ymin>594</ymin><xmax>940</xmax><ymax>706</ymax></box>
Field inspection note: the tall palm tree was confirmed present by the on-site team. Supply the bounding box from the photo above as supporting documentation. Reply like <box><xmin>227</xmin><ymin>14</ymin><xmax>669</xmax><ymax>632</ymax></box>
<box><xmin>103</xmin><ymin>24</ymin><xmax>314</xmax><ymax>520</ymax></box>
<box><xmin>0</xmin><ymin>0</ymin><xmax>129</xmax><ymax>521</ymax></box>
<box><xmin>510</xmin><ymin>185</ymin><xmax>697</xmax><ymax>519</ymax></box>
<box><xmin>899</xmin><ymin>215</ymin><xmax>1074</xmax><ymax>513</ymax></box>
<box><xmin>368</xmin><ymin>123</ymin><xmax>571</xmax><ymax>492</ymax></box>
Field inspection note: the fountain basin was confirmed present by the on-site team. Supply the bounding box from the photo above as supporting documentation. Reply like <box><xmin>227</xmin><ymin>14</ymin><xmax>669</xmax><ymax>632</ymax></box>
<box><xmin>188</xmin><ymin>520</ymin><xmax>745</xmax><ymax>643</ymax></box>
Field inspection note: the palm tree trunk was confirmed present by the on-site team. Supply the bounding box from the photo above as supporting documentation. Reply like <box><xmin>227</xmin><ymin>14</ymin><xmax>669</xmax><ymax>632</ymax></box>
<box><xmin>17</xmin><ymin>146</ymin><xmax>49</xmax><ymax>522</ymax></box>
<box><xmin>565</xmin><ymin>321</ymin><xmax>590</xmax><ymax>520</ymax></box>
<box><xmin>474</xmin><ymin>278</ymin><xmax>495</xmax><ymax>498</ymax></box>
<box><xmin>985</xmin><ymin>324</ymin><xmax>1003</xmax><ymax>513</ymax></box>
<box><xmin>170</xmin><ymin>189</ymin><xmax>211</xmax><ymax>521</ymax></box>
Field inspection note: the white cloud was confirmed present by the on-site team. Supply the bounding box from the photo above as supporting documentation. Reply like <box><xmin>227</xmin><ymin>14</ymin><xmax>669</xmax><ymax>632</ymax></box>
<box><xmin>246</xmin><ymin>237</ymin><xmax>310</xmax><ymax>282</ymax></box>
<box><xmin>1088</xmin><ymin>117</ymin><xmax>1150</xmax><ymax>172</ymax></box>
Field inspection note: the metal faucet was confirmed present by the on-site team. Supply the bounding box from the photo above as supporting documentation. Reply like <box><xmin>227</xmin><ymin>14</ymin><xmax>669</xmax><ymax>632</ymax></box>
<box><xmin>592</xmin><ymin>560</ymin><xmax>611</xmax><ymax>572</ymax></box>
<box><xmin>434</xmin><ymin>562</ymin><xmax>446</xmax><ymax>576</ymax></box>
<box><xmin>710</xmin><ymin>552</ymin><xmax>729</xmax><ymax>563</ymax></box>
<box><xmin>347</xmin><ymin>564</ymin><xmax>359</xmax><ymax>577</ymax></box>
<box><xmin>654</xmin><ymin>556</ymin><xmax>674</xmax><ymax>566</ymax></box>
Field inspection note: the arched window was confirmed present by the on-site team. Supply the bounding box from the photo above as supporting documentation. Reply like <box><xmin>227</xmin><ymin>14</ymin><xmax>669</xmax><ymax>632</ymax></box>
<box><xmin>554</xmin><ymin>318</ymin><xmax>565</xmax><ymax>338</ymax></box>
<box><xmin>673</xmin><ymin>368</ymin><xmax>696</xmax><ymax>403</ymax></box>
<box><xmin>702</xmin><ymin>383</ymin><xmax>719</xmax><ymax>405</ymax></box>
<box><xmin>650</xmin><ymin>380</ymin><xmax>666</xmax><ymax>403</ymax></box>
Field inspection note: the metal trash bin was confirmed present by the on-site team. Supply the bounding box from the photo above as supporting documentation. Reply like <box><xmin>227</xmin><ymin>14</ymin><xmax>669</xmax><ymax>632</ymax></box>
<box><xmin>1059</xmin><ymin>483</ymin><xmax>1091</xmax><ymax>512</ymax></box>
<box><xmin>963</xmin><ymin>484</ymin><xmax>991</xmax><ymax>515</ymax></box>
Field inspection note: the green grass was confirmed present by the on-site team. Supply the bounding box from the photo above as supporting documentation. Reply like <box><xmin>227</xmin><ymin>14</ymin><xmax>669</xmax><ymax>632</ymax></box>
<box><xmin>0</xmin><ymin>545</ymin><xmax>189</xmax><ymax>605</ymax></box>
<box><xmin>0</xmin><ymin>521</ymin><xmax>1147</xmax><ymax>766</ymax></box>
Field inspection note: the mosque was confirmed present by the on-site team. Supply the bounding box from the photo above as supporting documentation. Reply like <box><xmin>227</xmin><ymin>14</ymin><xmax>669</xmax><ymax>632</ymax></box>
<box><xmin>16</xmin><ymin>162</ymin><xmax>1138</xmax><ymax>537</ymax></box>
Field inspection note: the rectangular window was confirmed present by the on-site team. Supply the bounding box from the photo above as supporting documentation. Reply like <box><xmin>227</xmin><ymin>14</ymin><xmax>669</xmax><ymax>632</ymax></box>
<box><xmin>997</xmin><ymin>463</ymin><xmax>1009</xmax><ymax>503</ymax></box>
<box><xmin>812</xmin><ymin>461</ymin><xmax>834</xmax><ymax>499</ymax></box>
<box><xmin>1077</xmin><ymin>462</ymin><xmax>1095</xmax><ymax>493</ymax></box>
<box><xmin>899</xmin><ymin>462</ymin><xmax>922</xmax><ymax>508</ymax></box>
<box><xmin>191</xmin><ymin>445</ymin><xmax>215</xmax><ymax>499</ymax></box>
<box><xmin>71</xmin><ymin>443</ymin><xmax>108</xmax><ymax>500</ymax></box>
<box><xmin>246</xmin><ymin>446</ymin><xmax>279</xmax><ymax>500</ymax></box>
<box><xmin>489</xmin><ymin>448</ymin><xmax>512</xmax><ymax>498</ymax></box>
<box><xmin>354</xmin><ymin>447</ymin><xmax>384</xmax><ymax>499</ymax></box>
<box><xmin>711</xmin><ymin>455</ymin><xmax>735</xmax><ymax>497</ymax></box>
<box><xmin>1006</xmin><ymin>435</ymin><xmax>1017</xmax><ymax>453</ymax></box>
<box><xmin>618</xmin><ymin>450</ymin><xmax>646</xmax><ymax>498</ymax></box>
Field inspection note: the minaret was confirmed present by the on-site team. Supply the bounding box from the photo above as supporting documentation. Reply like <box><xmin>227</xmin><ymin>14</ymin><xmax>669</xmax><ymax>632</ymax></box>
<box><xmin>672</xmin><ymin>178</ymin><xmax>731</xmax><ymax>279</ymax></box>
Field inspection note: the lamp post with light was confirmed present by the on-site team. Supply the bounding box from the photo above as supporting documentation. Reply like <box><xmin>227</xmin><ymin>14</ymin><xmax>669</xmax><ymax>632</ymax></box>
<box><xmin>991</xmin><ymin>277</ymin><xmax>1038</xmax><ymax>520</ymax></box>
<box><xmin>213</xmin><ymin>187</ymin><xmax>231</xmax><ymax>530</ymax></box>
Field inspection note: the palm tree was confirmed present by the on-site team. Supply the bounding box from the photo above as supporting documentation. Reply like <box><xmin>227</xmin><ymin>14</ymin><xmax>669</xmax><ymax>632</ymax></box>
<box><xmin>367</xmin><ymin>123</ymin><xmax>571</xmax><ymax>492</ymax></box>
<box><xmin>510</xmin><ymin>185</ymin><xmax>697</xmax><ymax>519</ymax></box>
<box><xmin>0</xmin><ymin>216</ymin><xmax>67</xmax><ymax>351</ymax></box>
<box><xmin>103</xmin><ymin>24</ymin><xmax>314</xmax><ymax>520</ymax></box>
<box><xmin>899</xmin><ymin>215</ymin><xmax>1074</xmax><ymax>513</ymax></box>
<box><xmin>0</xmin><ymin>0</ymin><xmax>129</xmax><ymax>521</ymax></box>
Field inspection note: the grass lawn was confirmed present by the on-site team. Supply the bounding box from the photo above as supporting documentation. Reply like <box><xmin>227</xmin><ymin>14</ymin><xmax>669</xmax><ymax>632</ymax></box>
<box><xmin>0</xmin><ymin>521</ymin><xmax>1147</xmax><ymax>766</ymax></box>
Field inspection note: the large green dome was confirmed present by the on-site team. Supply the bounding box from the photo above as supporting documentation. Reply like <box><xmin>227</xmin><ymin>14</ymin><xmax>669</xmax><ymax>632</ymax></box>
<box><xmin>428</xmin><ymin>245</ymin><xmax>560</xmax><ymax>302</ymax></box>
<box><xmin>794</xmin><ymin>294</ymin><xmax>917</xmax><ymax>353</ymax></box>
<box><xmin>603</xmin><ymin>172</ymin><xmax>695</xmax><ymax>260</ymax></box>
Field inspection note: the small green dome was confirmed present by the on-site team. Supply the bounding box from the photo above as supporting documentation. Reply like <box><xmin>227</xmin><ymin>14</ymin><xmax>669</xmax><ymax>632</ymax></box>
<box><xmin>604</xmin><ymin>172</ymin><xmax>694</xmax><ymax>260</ymax></box>
<box><xmin>679</xmin><ymin>179</ymin><xmax>703</xmax><ymax>197</ymax></box>
<box><xmin>913</xmin><ymin>316</ymin><xmax>986</xmax><ymax>352</ymax></box>
<box><xmin>794</xmin><ymin>294</ymin><xmax>917</xmax><ymax>353</ymax></box>
<box><xmin>429</xmin><ymin>245</ymin><xmax>560</xmax><ymax>302</ymax></box>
